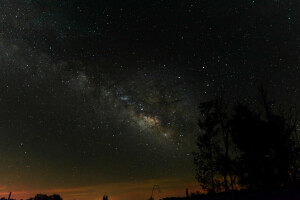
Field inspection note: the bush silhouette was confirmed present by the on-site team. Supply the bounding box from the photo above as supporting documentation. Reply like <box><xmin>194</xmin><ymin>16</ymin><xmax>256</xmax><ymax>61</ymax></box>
<box><xmin>27</xmin><ymin>194</ymin><xmax>62</xmax><ymax>200</ymax></box>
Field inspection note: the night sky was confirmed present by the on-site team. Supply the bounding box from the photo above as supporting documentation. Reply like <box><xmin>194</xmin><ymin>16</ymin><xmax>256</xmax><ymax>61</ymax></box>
<box><xmin>0</xmin><ymin>1</ymin><xmax>300</xmax><ymax>200</ymax></box>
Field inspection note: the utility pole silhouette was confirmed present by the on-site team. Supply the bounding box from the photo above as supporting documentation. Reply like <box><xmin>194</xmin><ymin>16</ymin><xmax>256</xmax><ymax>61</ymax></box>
<box><xmin>186</xmin><ymin>188</ymin><xmax>189</xmax><ymax>199</ymax></box>
<box><xmin>8</xmin><ymin>192</ymin><xmax>11</xmax><ymax>200</ymax></box>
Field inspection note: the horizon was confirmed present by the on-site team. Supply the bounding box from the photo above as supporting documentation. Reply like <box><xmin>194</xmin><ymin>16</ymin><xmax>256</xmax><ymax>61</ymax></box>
<box><xmin>0</xmin><ymin>177</ymin><xmax>203</xmax><ymax>200</ymax></box>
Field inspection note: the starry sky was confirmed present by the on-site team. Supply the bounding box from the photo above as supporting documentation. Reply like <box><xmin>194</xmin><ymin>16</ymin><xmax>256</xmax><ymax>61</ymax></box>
<box><xmin>0</xmin><ymin>1</ymin><xmax>300</xmax><ymax>200</ymax></box>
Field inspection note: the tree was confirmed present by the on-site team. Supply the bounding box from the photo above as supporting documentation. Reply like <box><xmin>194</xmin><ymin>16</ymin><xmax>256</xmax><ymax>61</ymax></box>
<box><xmin>194</xmin><ymin>94</ymin><xmax>300</xmax><ymax>192</ymax></box>
<box><xmin>279</xmin><ymin>107</ymin><xmax>300</xmax><ymax>185</ymax></box>
<box><xmin>193</xmin><ymin>98</ymin><xmax>234</xmax><ymax>193</ymax></box>
<box><xmin>230</xmin><ymin>100</ymin><xmax>299</xmax><ymax>190</ymax></box>
<box><xmin>193</xmin><ymin>124</ymin><xmax>220</xmax><ymax>193</ymax></box>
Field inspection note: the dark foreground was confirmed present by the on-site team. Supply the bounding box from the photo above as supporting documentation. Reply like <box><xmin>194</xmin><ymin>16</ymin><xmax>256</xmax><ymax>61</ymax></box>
<box><xmin>161</xmin><ymin>188</ymin><xmax>300</xmax><ymax>200</ymax></box>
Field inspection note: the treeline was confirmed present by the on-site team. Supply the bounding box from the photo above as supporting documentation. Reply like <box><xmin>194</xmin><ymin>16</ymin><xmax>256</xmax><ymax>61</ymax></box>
<box><xmin>27</xmin><ymin>194</ymin><xmax>62</xmax><ymax>200</ymax></box>
<box><xmin>0</xmin><ymin>194</ymin><xmax>109</xmax><ymax>200</ymax></box>
<box><xmin>193</xmin><ymin>92</ymin><xmax>300</xmax><ymax>193</ymax></box>
<box><xmin>0</xmin><ymin>194</ymin><xmax>63</xmax><ymax>200</ymax></box>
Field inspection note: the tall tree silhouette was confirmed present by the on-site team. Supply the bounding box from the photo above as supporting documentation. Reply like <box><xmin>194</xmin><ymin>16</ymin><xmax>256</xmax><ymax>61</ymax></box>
<box><xmin>193</xmin><ymin>98</ymin><xmax>234</xmax><ymax>192</ymax></box>
<box><xmin>194</xmin><ymin>94</ymin><xmax>300</xmax><ymax>192</ymax></box>
<box><xmin>230</xmin><ymin>99</ymin><xmax>298</xmax><ymax>190</ymax></box>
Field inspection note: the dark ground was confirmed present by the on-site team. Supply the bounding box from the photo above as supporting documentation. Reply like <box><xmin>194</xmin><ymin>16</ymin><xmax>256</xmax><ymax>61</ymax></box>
<box><xmin>161</xmin><ymin>188</ymin><xmax>300</xmax><ymax>200</ymax></box>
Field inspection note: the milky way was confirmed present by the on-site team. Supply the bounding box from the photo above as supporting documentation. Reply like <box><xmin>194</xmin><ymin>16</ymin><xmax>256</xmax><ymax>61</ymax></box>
<box><xmin>0</xmin><ymin>1</ymin><xmax>300</xmax><ymax>200</ymax></box>
<box><xmin>0</xmin><ymin>33</ymin><xmax>199</xmax><ymax>185</ymax></box>
<box><xmin>0</xmin><ymin>1</ymin><xmax>201</xmax><ymax>190</ymax></box>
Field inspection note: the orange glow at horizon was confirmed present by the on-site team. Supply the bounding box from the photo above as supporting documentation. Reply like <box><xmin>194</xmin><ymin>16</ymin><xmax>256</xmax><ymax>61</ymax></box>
<box><xmin>0</xmin><ymin>177</ymin><xmax>203</xmax><ymax>200</ymax></box>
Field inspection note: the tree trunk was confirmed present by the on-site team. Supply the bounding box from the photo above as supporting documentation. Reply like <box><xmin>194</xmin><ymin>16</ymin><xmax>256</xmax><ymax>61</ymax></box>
<box><xmin>221</xmin><ymin>121</ymin><xmax>230</xmax><ymax>192</ymax></box>
<box><xmin>210</xmin><ymin>145</ymin><xmax>215</xmax><ymax>192</ymax></box>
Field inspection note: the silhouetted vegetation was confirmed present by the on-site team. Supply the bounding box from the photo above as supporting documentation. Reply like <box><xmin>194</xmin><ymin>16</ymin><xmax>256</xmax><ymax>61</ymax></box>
<box><xmin>193</xmin><ymin>93</ymin><xmax>300</xmax><ymax>194</ymax></box>
<box><xmin>103</xmin><ymin>195</ymin><xmax>108</xmax><ymax>200</ymax></box>
<box><xmin>27</xmin><ymin>194</ymin><xmax>62</xmax><ymax>200</ymax></box>
<box><xmin>160</xmin><ymin>188</ymin><xmax>300</xmax><ymax>200</ymax></box>
<box><xmin>193</xmin><ymin>98</ymin><xmax>237</xmax><ymax>193</ymax></box>
<box><xmin>0</xmin><ymin>197</ymin><xmax>16</xmax><ymax>200</ymax></box>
